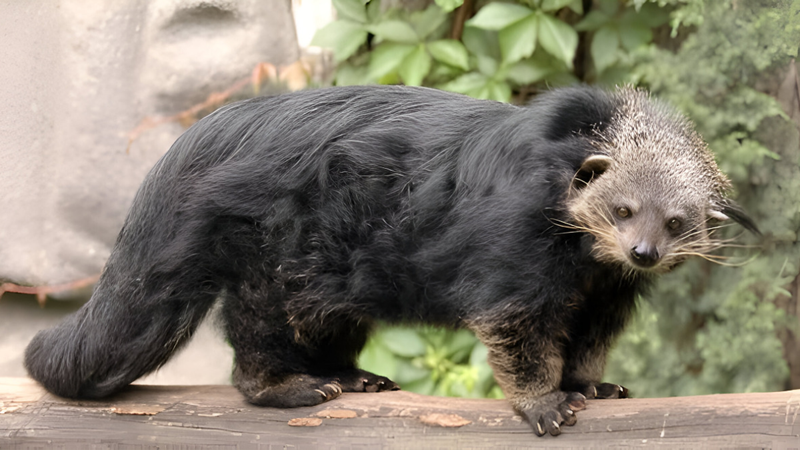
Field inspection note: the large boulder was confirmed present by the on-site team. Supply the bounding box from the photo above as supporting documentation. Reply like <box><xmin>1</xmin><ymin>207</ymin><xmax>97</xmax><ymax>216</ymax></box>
<box><xmin>0</xmin><ymin>0</ymin><xmax>299</xmax><ymax>287</ymax></box>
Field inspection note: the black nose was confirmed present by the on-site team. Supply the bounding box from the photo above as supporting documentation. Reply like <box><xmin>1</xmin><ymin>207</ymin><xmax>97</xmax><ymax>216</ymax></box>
<box><xmin>630</xmin><ymin>245</ymin><xmax>659</xmax><ymax>268</ymax></box>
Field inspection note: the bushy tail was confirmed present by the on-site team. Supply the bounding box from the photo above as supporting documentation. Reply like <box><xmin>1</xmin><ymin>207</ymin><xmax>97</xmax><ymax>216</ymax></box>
<box><xmin>24</xmin><ymin>121</ymin><xmax>228</xmax><ymax>399</ymax></box>
<box><xmin>24</xmin><ymin>247</ymin><xmax>220</xmax><ymax>398</ymax></box>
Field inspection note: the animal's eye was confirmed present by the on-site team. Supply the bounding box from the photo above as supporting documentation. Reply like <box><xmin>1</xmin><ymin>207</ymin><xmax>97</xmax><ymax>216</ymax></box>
<box><xmin>667</xmin><ymin>218</ymin><xmax>681</xmax><ymax>230</ymax></box>
<box><xmin>615</xmin><ymin>207</ymin><xmax>630</xmax><ymax>218</ymax></box>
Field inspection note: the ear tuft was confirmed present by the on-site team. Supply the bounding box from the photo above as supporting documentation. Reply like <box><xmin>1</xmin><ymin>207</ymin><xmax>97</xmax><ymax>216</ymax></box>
<box><xmin>708</xmin><ymin>210</ymin><xmax>729</xmax><ymax>221</ymax></box>
<box><xmin>710</xmin><ymin>200</ymin><xmax>761</xmax><ymax>236</ymax></box>
<box><xmin>573</xmin><ymin>155</ymin><xmax>613</xmax><ymax>190</ymax></box>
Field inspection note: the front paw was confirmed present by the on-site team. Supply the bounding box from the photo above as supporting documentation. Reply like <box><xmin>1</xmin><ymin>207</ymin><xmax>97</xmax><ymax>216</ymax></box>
<box><xmin>518</xmin><ymin>391</ymin><xmax>586</xmax><ymax>436</ymax></box>
<box><xmin>313</xmin><ymin>381</ymin><xmax>344</xmax><ymax>402</ymax></box>
<box><xmin>335</xmin><ymin>369</ymin><xmax>400</xmax><ymax>393</ymax></box>
<box><xmin>563</xmin><ymin>381</ymin><xmax>629</xmax><ymax>399</ymax></box>
<box><xmin>594</xmin><ymin>382</ymin><xmax>628</xmax><ymax>399</ymax></box>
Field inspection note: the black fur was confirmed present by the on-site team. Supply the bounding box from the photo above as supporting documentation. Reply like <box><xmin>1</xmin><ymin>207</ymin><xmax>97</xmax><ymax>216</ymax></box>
<box><xmin>27</xmin><ymin>85</ymin><xmax>653</xmax><ymax>434</ymax></box>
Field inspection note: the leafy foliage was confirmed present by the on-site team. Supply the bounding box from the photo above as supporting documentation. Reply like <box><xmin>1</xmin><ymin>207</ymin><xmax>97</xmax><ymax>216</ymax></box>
<box><xmin>312</xmin><ymin>0</ymin><xmax>800</xmax><ymax>398</ymax></box>
<box><xmin>313</xmin><ymin>0</ymin><xmax>672</xmax><ymax>101</ymax></box>
<box><xmin>359</xmin><ymin>326</ymin><xmax>503</xmax><ymax>398</ymax></box>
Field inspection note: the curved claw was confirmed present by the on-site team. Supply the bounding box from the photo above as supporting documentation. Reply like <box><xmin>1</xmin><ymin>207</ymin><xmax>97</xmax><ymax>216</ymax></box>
<box><xmin>595</xmin><ymin>383</ymin><xmax>629</xmax><ymax>399</ymax></box>
<box><xmin>521</xmin><ymin>391</ymin><xmax>586</xmax><ymax>437</ymax></box>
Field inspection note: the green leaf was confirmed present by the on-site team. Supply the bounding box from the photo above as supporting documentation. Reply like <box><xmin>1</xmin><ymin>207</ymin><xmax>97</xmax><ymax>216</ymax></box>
<box><xmin>399</xmin><ymin>44</ymin><xmax>432</xmax><ymax>86</ymax></box>
<box><xmin>334</xmin><ymin>62</ymin><xmax>371</xmax><ymax>85</ymax></box>
<box><xmin>445</xmin><ymin>329</ymin><xmax>479</xmax><ymax>361</ymax></box>
<box><xmin>543</xmin><ymin>69</ymin><xmax>579</xmax><ymax>86</ymax></box>
<box><xmin>574</xmin><ymin>10</ymin><xmax>611</xmax><ymax>31</ymax></box>
<box><xmin>358</xmin><ymin>339</ymin><xmax>398</xmax><ymax>378</ymax></box>
<box><xmin>462</xmin><ymin>26</ymin><xmax>501</xmax><ymax>60</ymax></box>
<box><xmin>598</xmin><ymin>0</ymin><xmax>619</xmax><ymax>16</ymax></box>
<box><xmin>367</xmin><ymin>0</ymin><xmax>382</xmax><ymax>21</ymax></box>
<box><xmin>476</xmin><ymin>54</ymin><xmax>499</xmax><ymax>76</ymax></box>
<box><xmin>538</xmin><ymin>14</ymin><xmax>578</xmax><ymax>68</ymax></box>
<box><xmin>488</xmin><ymin>385</ymin><xmax>505</xmax><ymax>399</ymax></box>
<box><xmin>403</xmin><ymin>376</ymin><xmax>437</xmax><ymax>395</ymax></box>
<box><xmin>368</xmin><ymin>42</ymin><xmax>416</xmax><ymax>79</ymax></box>
<box><xmin>469</xmin><ymin>341</ymin><xmax>489</xmax><ymax>366</ymax></box>
<box><xmin>377</xmin><ymin>72</ymin><xmax>401</xmax><ymax>84</ymax></box>
<box><xmin>380</xmin><ymin>328</ymin><xmax>427</xmax><ymax>357</ymax></box>
<box><xmin>591</xmin><ymin>24</ymin><xmax>619</xmax><ymax>73</ymax></box>
<box><xmin>486</xmin><ymin>80</ymin><xmax>512</xmax><ymax>102</ymax></box>
<box><xmin>394</xmin><ymin>360</ymin><xmax>432</xmax><ymax>384</ymax></box>
<box><xmin>412</xmin><ymin>4</ymin><xmax>450</xmax><ymax>39</ymax></box>
<box><xmin>636</xmin><ymin>2</ymin><xmax>671</xmax><ymax>28</ymax></box>
<box><xmin>619</xmin><ymin>20</ymin><xmax>653</xmax><ymax>50</ymax></box>
<box><xmin>541</xmin><ymin>0</ymin><xmax>574</xmax><ymax>12</ymax></box>
<box><xmin>440</xmin><ymin>72</ymin><xmax>489</xmax><ymax>94</ymax></box>
<box><xmin>427</xmin><ymin>62</ymin><xmax>464</xmax><ymax>81</ymax></box>
<box><xmin>499</xmin><ymin>14</ymin><xmax>538</xmax><ymax>64</ymax></box>
<box><xmin>467</xmin><ymin>2</ymin><xmax>534</xmax><ymax>30</ymax></box>
<box><xmin>368</xmin><ymin>20</ymin><xmax>420</xmax><ymax>44</ymax></box>
<box><xmin>597</xmin><ymin>64</ymin><xmax>635</xmax><ymax>85</ymax></box>
<box><xmin>333</xmin><ymin>0</ymin><xmax>368</xmax><ymax>23</ymax></box>
<box><xmin>311</xmin><ymin>21</ymin><xmax>368</xmax><ymax>62</ymax></box>
<box><xmin>469</xmin><ymin>80</ymin><xmax>509</xmax><ymax>102</ymax></box>
<box><xmin>471</xmin><ymin>84</ymin><xmax>490</xmax><ymax>100</ymax></box>
<box><xmin>506</xmin><ymin>55</ymin><xmax>554</xmax><ymax>84</ymax></box>
<box><xmin>567</xmin><ymin>0</ymin><xmax>583</xmax><ymax>14</ymax></box>
<box><xmin>434</xmin><ymin>0</ymin><xmax>464</xmax><ymax>13</ymax></box>
<box><xmin>428</xmin><ymin>39</ymin><xmax>470</xmax><ymax>70</ymax></box>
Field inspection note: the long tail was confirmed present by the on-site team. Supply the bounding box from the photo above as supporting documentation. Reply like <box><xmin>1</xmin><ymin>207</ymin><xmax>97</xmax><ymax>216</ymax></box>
<box><xmin>23</xmin><ymin>208</ymin><xmax>223</xmax><ymax>399</ymax></box>
<box><xmin>24</xmin><ymin>117</ymin><xmax>229</xmax><ymax>399</ymax></box>
<box><xmin>24</xmin><ymin>272</ymin><xmax>219</xmax><ymax>399</ymax></box>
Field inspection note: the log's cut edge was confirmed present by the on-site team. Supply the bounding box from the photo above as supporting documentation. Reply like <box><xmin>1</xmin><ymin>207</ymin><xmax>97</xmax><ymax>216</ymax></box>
<box><xmin>1</xmin><ymin>377</ymin><xmax>799</xmax><ymax>449</ymax></box>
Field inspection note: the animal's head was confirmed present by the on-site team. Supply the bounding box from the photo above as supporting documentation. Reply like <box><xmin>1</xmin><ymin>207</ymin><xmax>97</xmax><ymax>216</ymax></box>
<box><xmin>566</xmin><ymin>88</ymin><xmax>759</xmax><ymax>274</ymax></box>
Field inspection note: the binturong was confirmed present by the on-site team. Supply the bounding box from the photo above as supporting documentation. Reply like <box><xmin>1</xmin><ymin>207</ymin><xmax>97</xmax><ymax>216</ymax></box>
<box><xmin>24</xmin><ymin>85</ymin><xmax>758</xmax><ymax>437</ymax></box>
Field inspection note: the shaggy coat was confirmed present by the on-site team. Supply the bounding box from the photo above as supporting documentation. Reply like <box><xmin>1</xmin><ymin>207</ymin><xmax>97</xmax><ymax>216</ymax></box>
<box><xmin>25</xmin><ymin>85</ymin><xmax>756</xmax><ymax>436</ymax></box>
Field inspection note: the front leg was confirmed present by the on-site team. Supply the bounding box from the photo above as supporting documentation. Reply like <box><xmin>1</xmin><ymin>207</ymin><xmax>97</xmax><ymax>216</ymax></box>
<box><xmin>560</xmin><ymin>284</ymin><xmax>637</xmax><ymax>400</ymax></box>
<box><xmin>560</xmin><ymin>345</ymin><xmax>628</xmax><ymax>400</ymax></box>
<box><xmin>559</xmin><ymin>318</ymin><xmax>628</xmax><ymax>399</ymax></box>
<box><xmin>471</xmin><ymin>314</ymin><xmax>587</xmax><ymax>436</ymax></box>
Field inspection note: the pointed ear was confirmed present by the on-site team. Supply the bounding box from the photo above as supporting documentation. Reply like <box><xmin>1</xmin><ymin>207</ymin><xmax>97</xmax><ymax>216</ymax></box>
<box><xmin>710</xmin><ymin>199</ymin><xmax>761</xmax><ymax>236</ymax></box>
<box><xmin>573</xmin><ymin>155</ymin><xmax>613</xmax><ymax>190</ymax></box>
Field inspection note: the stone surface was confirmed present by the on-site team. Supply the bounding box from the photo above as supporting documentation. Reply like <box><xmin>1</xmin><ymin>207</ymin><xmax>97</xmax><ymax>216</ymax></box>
<box><xmin>0</xmin><ymin>0</ymin><xmax>299</xmax><ymax>287</ymax></box>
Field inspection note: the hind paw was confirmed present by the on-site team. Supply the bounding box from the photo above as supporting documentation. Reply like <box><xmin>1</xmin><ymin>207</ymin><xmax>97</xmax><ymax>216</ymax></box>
<box><xmin>241</xmin><ymin>374</ymin><xmax>347</xmax><ymax>407</ymax></box>
<box><xmin>336</xmin><ymin>369</ymin><xmax>400</xmax><ymax>393</ymax></box>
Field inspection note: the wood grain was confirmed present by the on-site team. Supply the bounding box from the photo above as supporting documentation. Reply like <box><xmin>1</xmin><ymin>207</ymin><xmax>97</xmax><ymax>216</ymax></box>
<box><xmin>1</xmin><ymin>377</ymin><xmax>799</xmax><ymax>448</ymax></box>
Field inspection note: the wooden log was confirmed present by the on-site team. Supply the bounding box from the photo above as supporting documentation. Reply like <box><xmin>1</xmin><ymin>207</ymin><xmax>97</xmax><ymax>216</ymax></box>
<box><xmin>1</xmin><ymin>377</ymin><xmax>799</xmax><ymax>448</ymax></box>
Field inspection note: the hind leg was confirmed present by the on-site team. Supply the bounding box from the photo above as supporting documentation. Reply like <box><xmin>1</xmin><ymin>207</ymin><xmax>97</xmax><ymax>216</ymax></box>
<box><xmin>312</xmin><ymin>329</ymin><xmax>400</xmax><ymax>394</ymax></box>
<box><xmin>223</xmin><ymin>283</ymin><xmax>343</xmax><ymax>407</ymax></box>
<box><xmin>223</xmin><ymin>282</ymin><xmax>397</xmax><ymax>408</ymax></box>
